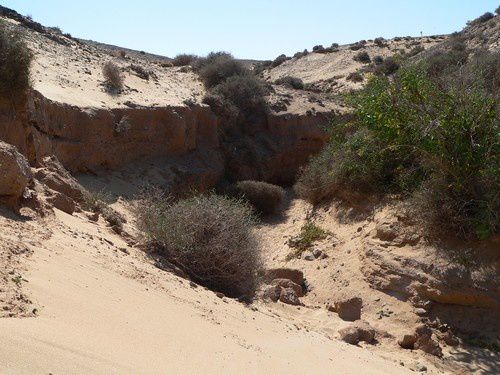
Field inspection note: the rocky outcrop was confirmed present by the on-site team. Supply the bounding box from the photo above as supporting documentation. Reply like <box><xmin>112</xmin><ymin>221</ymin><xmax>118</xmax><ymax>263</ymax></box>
<box><xmin>338</xmin><ymin>321</ymin><xmax>376</xmax><ymax>345</ymax></box>
<box><xmin>0</xmin><ymin>141</ymin><xmax>33</xmax><ymax>199</ymax></box>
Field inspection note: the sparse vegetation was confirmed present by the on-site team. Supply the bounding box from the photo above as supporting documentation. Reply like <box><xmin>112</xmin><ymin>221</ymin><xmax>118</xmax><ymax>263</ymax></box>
<box><xmin>102</xmin><ymin>61</ymin><xmax>124</xmax><ymax>92</ymax></box>
<box><xmin>130</xmin><ymin>64</ymin><xmax>150</xmax><ymax>80</ymax></box>
<box><xmin>286</xmin><ymin>221</ymin><xmax>330</xmax><ymax>260</ymax></box>
<box><xmin>81</xmin><ymin>190</ymin><xmax>125</xmax><ymax>233</ymax></box>
<box><xmin>293</xmin><ymin>49</ymin><xmax>308</xmax><ymax>59</ymax></box>
<box><xmin>0</xmin><ymin>23</ymin><xmax>33</xmax><ymax>99</ymax></box>
<box><xmin>373</xmin><ymin>56</ymin><xmax>399</xmax><ymax>75</ymax></box>
<box><xmin>312</xmin><ymin>45</ymin><xmax>325</xmax><ymax>52</ymax></box>
<box><xmin>172</xmin><ymin>54</ymin><xmax>198</xmax><ymax>67</ymax></box>
<box><xmin>374</xmin><ymin>37</ymin><xmax>386</xmax><ymax>47</ymax></box>
<box><xmin>346</xmin><ymin>71</ymin><xmax>364</xmax><ymax>82</ymax></box>
<box><xmin>295</xmin><ymin>53</ymin><xmax>499</xmax><ymax>239</ymax></box>
<box><xmin>275</xmin><ymin>76</ymin><xmax>304</xmax><ymax>90</ymax></box>
<box><xmin>467</xmin><ymin>12</ymin><xmax>495</xmax><ymax>26</ymax></box>
<box><xmin>234</xmin><ymin>180</ymin><xmax>285</xmax><ymax>215</ymax></box>
<box><xmin>353</xmin><ymin>51</ymin><xmax>371</xmax><ymax>63</ymax></box>
<box><xmin>135</xmin><ymin>192</ymin><xmax>261</xmax><ymax>298</ymax></box>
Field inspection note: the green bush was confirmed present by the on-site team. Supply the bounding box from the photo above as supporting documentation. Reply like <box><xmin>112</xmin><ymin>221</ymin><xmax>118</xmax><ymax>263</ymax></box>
<box><xmin>286</xmin><ymin>221</ymin><xmax>330</xmax><ymax>260</ymax></box>
<box><xmin>135</xmin><ymin>192</ymin><xmax>261</xmax><ymax>298</ymax></box>
<box><xmin>274</xmin><ymin>76</ymin><xmax>304</xmax><ymax>90</ymax></box>
<box><xmin>234</xmin><ymin>180</ymin><xmax>285</xmax><ymax>215</ymax></box>
<box><xmin>296</xmin><ymin>64</ymin><xmax>499</xmax><ymax>239</ymax></box>
<box><xmin>373</xmin><ymin>56</ymin><xmax>399</xmax><ymax>75</ymax></box>
<box><xmin>0</xmin><ymin>24</ymin><xmax>32</xmax><ymax>99</ymax></box>
<box><xmin>195</xmin><ymin>52</ymin><xmax>247</xmax><ymax>89</ymax></box>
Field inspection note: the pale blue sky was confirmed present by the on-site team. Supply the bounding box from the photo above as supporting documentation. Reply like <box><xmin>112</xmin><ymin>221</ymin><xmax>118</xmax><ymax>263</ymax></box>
<box><xmin>2</xmin><ymin>1</ymin><xmax>498</xmax><ymax>59</ymax></box>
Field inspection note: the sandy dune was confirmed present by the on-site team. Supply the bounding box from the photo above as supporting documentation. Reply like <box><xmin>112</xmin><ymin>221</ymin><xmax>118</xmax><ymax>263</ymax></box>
<box><xmin>0</xmin><ymin>209</ymin><xmax>410</xmax><ymax>374</ymax></box>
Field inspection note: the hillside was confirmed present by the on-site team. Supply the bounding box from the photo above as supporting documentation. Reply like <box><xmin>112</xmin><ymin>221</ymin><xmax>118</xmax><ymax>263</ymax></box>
<box><xmin>0</xmin><ymin>5</ymin><xmax>499</xmax><ymax>375</ymax></box>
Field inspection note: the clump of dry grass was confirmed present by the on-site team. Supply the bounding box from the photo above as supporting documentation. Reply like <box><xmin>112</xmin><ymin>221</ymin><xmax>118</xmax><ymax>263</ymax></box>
<box><xmin>102</xmin><ymin>61</ymin><xmax>124</xmax><ymax>92</ymax></box>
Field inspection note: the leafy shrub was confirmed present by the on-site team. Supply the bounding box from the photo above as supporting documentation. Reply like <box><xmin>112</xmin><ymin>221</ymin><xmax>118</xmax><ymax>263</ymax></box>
<box><xmin>312</xmin><ymin>45</ymin><xmax>325</xmax><ymax>52</ymax></box>
<box><xmin>253</xmin><ymin>60</ymin><xmax>272</xmax><ymax>74</ymax></box>
<box><xmin>374</xmin><ymin>37</ymin><xmax>386</xmax><ymax>47</ymax></box>
<box><xmin>296</xmin><ymin>65</ymin><xmax>499</xmax><ymax>239</ymax></box>
<box><xmin>172</xmin><ymin>54</ymin><xmax>198</xmax><ymax>67</ymax></box>
<box><xmin>353</xmin><ymin>51</ymin><xmax>371</xmax><ymax>63</ymax></box>
<box><xmin>136</xmin><ymin>192</ymin><xmax>261</xmax><ymax>298</ymax></box>
<box><xmin>331</xmin><ymin>43</ymin><xmax>339</xmax><ymax>48</ymax></box>
<box><xmin>274</xmin><ymin>76</ymin><xmax>304</xmax><ymax>90</ymax></box>
<box><xmin>102</xmin><ymin>62</ymin><xmax>124</xmax><ymax>92</ymax></box>
<box><xmin>195</xmin><ymin>52</ymin><xmax>247</xmax><ymax>89</ymax></box>
<box><xmin>349</xmin><ymin>43</ymin><xmax>363</xmax><ymax>51</ymax></box>
<box><xmin>272</xmin><ymin>54</ymin><xmax>288</xmax><ymax>67</ymax></box>
<box><xmin>234</xmin><ymin>180</ymin><xmax>285</xmax><ymax>215</ymax></box>
<box><xmin>0</xmin><ymin>24</ymin><xmax>32</xmax><ymax>99</ymax></box>
<box><xmin>408</xmin><ymin>45</ymin><xmax>425</xmax><ymax>57</ymax></box>
<box><xmin>286</xmin><ymin>221</ymin><xmax>330</xmax><ymax>260</ymax></box>
<box><xmin>346</xmin><ymin>71</ymin><xmax>364</xmax><ymax>82</ymax></box>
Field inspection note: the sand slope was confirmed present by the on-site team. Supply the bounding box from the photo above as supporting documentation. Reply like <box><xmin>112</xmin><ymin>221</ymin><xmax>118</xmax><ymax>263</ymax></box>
<box><xmin>0</xmin><ymin>209</ymin><xmax>409</xmax><ymax>374</ymax></box>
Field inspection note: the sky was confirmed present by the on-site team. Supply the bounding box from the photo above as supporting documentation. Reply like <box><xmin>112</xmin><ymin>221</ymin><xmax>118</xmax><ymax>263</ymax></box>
<box><xmin>2</xmin><ymin>1</ymin><xmax>498</xmax><ymax>60</ymax></box>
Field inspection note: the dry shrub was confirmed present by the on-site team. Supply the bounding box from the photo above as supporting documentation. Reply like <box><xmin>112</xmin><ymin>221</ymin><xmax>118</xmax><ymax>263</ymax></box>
<box><xmin>0</xmin><ymin>24</ymin><xmax>32</xmax><ymax>99</ymax></box>
<box><xmin>129</xmin><ymin>64</ymin><xmax>149</xmax><ymax>80</ymax></box>
<box><xmin>234</xmin><ymin>180</ymin><xmax>285</xmax><ymax>215</ymax></box>
<box><xmin>274</xmin><ymin>76</ymin><xmax>304</xmax><ymax>90</ymax></box>
<box><xmin>272</xmin><ymin>54</ymin><xmax>288</xmax><ymax>67</ymax></box>
<box><xmin>81</xmin><ymin>189</ymin><xmax>125</xmax><ymax>233</ymax></box>
<box><xmin>346</xmin><ymin>71</ymin><xmax>364</xmax><ymax>82</ymax></box>
<box><xmin>135</xmin><ymin>192</ymin><xmax>262</xmax><ymax>298</ymax></box>
<box><xmin>194</xmin><ymin>52</ymin><xmax>247</xmax><ymax>89</ymax></box>
<box><xmin>172</xmin><ymin>54</ymin><xmax>198</xmax><ymax>67</ymax></box>
<box><xmin>353</xmin><ymin>51</ymin><xmax>371</xmax><ymax>64</ymax></box>
<box><xmin>102</xmin><ymin>62</ymin><xmax>124</xmax><ymax>92</ymax></box>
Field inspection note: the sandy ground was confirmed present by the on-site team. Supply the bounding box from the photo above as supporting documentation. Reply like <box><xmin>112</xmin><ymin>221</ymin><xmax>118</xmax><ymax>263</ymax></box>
<box><xmin>0</xmin><ymin>207</ymin><xmax>411</xmax><ymax>374</ymax></box>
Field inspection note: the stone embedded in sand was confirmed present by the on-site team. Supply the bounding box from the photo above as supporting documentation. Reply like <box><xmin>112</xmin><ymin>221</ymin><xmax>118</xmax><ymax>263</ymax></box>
<box><xmin>400</xmin><ymin>324</ymin><xmax>443</xmax><ymax>357</ymax></box>
<box><xmin>0</xmin><ymin>141</ymin><xmax>33</xmax><ymax>198</ymax></box>
<box><xmin>338</xmin><ymin>320</ymin><xmax>375</xmax><ymax>345</ymax></box>
<box><xmin>302</xmin><ymin>251</ymin><xmax>315</xmax><ymax>261</ymax></box>
<box><xmin>334</xmin><ymin>296</ymin><xmax>363</xmax><ymax>321</ymax></box>
<box><xmin>312</xmin><ymin>248</ymin><xmax>323</xmax><ymax>258</ymax></box>
<box><xmin>279</xmin><ymin>287</ymin><xmax>301</xmax><ymax>305</ymax></box>
<box><xmin>265</xmin><ymin>268</ymin><xmax>304</xmax><ymax>286</ymax></box>
<box><xmin>271</xmin><ymin>278</ymin><xmax>303</xmax><ymax>297</ymax></box>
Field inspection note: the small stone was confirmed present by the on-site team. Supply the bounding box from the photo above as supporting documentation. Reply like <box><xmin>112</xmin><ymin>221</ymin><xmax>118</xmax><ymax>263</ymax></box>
<box><xmin>414</xmin><ymin>308</ymin><xmax>427</xmax><ymax>316</ymax></box>
<box><xmin>302</xmin><ymin>251</ymin><xmax>315</xmax><ymax>261</ymax></box>
<box><xmin>398</xmin><ymin>334</ymin><xmax>417</xmax><ymax>349</ymax></box>
<box><xmin>312</xmin><ymin>248</ymin><xmax>323</xmax><ymax>258</ymax></box>
<box><xmin>442</xmin><ymin>331</ymin><xmax>459</xmax><ymax>347</ymax></box>
<box><xmin>215</xmin><ymin>292</ymin><xmax>224</xmax><ymax>299</ymax></box>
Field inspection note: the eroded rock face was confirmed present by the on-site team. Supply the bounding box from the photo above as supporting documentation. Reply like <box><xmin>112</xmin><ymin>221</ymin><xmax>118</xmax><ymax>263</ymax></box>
<box><xmin>279</xmin><ymin>287</ymin><xmax>301</xmax><ymax>306</ymax></box>
<box><xmin>333</xmin><ymin>296</ymin><xmax>363</xmax><ymax>321</ymax></box>
<box><xmin>264</xmin><ymin>268</ymin><xmax>304</xmax><ymax>286</ymax></box>
<box><xmin>0</xmin><ymin>141</ymin><xmax>33</xmax><ymax>198</ymax></box>
<box><xmin>271</xmin><ymin>278</ymin><xmax>303</xmax><ymax>297</ymax></box>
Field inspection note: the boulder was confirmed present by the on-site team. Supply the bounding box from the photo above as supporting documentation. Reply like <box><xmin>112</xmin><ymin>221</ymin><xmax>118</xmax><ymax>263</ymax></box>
<box><xmin>265</xmin><ymin>268</ymin><xmax>304</xmax><ymax>286</ymax></box>
<box><xmin>279</xmin><ymin>287</ymin><xmax>301</xmax><ymax>306</ymax></box>
<box><xmin>334</xmin><ymin>296</ymin><xmax>363</xmax><ymax>321</ymax></box>
<box><xmin>46</xmin><ymin>191</ymin><xmax>76</xmax><ymax>214</ymax></box>
<box><xmin>301</xmin><ymin>250</ymin><xmax>315</xmax><ymax>261</ymax></box>
<box><xmin>338</xmin><ymin>321</ymin><xmax>375</xmax><ymax>345</ymax></box>
<box><xmin>0</xmin><ymin>141</ymin><xmax>32</xmax><ymax>198</ymax></box>
<box><xmin>442</xmin><ymin>331</ymin><xmax>459</xmax><ymax>347</ymax></box>
<box><xmin>271</xmin><ymin>278</ymin><xmax>303</xmax><ymax>297</ymax></box>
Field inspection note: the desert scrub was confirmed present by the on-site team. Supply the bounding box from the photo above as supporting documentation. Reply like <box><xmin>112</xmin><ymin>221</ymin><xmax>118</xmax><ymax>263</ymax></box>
<box><xmin>102</xmin><ymin>61</ymin><xmax>124</xmax><ymax>92</ymax></box>
<box><xmin>81</xmin><ymin>190</ymin><xmax>125</xmax><ymax>233</ymax></box>
<box><xmin>171</xmin><ymin>54</ymin><xmax>198</xmax><ymax>67</ymax></box>
<box><xmin>274</xmin><ymin>76</ymin><xmax>304</xmax><ymax>90</ymax></box>
<box><xmin>234</xmin><ymin>180</ymin><xmax>285</xmax><ymax>215</ymax></box>
<box><xmin>194</xmin><ymin>52</ymin><xmax>247</xmax><ymax>89</ymax></box>
<box><xmin>135</xmin><ymin>192</ymin><xmax>262</xmax><ymax>298</ymax></box>
<box><xmin>0</xmin><ymin>23</ymin><xmax>33</xmax><ymax>99</ymax></box>
<box><xmin>295</xmin><ymin>60</ymin><xmax>499</xmax><ymax>239</ymax></box>
<box><xmin>286</xmin><ymin>222</ymin><xmax>330</xmax><ymax>260</ymax></box>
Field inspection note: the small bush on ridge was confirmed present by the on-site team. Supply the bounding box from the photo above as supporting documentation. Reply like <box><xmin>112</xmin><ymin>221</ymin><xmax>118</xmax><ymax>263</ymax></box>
<box><xmin>353</xmin><ymin>51</ymin><xmax>371</xmax><ymax>64</ymax></box>
<box><xmin>172</xmin><ymin>54</ymin><xmax>198</xmax><ymax>67</ymax></box>
<box><xmin>0</xmin><ymin>24</ymin><xmax>33</xmax><ymax>99</ymax></box>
